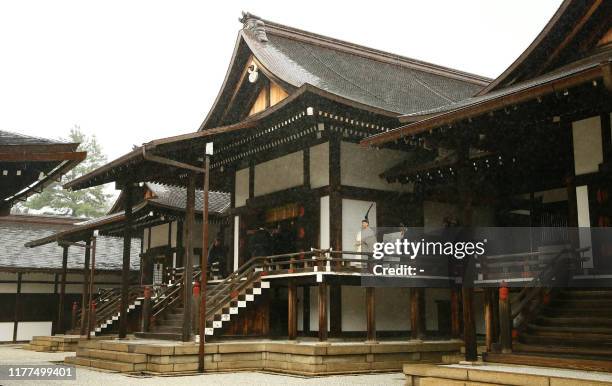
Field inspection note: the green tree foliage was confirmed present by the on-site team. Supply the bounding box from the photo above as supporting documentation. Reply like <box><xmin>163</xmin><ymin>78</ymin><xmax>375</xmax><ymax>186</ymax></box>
<box><xmin>23</xmin><ymin>126</ymin><xmax>111</xmax><ymax>217</ymax></box>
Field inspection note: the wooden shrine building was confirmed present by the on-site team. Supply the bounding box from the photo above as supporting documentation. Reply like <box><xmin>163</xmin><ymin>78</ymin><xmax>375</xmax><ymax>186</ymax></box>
<box><xmin>363</xmin><ymin>0</ymin><xmax>612</xmax><ymax>371</ymax></box>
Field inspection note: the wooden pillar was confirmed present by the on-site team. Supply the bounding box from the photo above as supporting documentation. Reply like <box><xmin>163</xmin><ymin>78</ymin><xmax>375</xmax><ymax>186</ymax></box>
<box><xmin>142</xmin><ymin>285</ymin><xmax>151</xmax><ymax>332</ymax></box>
<box><xmin>119</xmin><ymin>183</ymin><xmax>133</xmax><ymax>339</ymax></box>
<box><xmin>303</xmin><ymin>286</ymin><xmax>310</xmax><ymax>334</ymax></box>
<box><xmin>57</xmin><ymin>245</ymin><xmax>69</xmax><ymax>335</ymax></box>
<box><xmin>366</xmin><ymin>287</ymin><xmax>376</xmax><ymax>342</ymax></box>
<box><xmin>329</xmin><ymin>285</ymin><xmax>341</xmax><ymax>336</ymax></box>
<box><xmin>12</xmin><ymin>273</ymin><xmax>22</xmax><ymax>342</ymax></box>
<box><xmin>318</xmin><ymin>282</ymin><xmax>328</xmax><ymax>342</ymax></box>
<box><xmin>288</xmin><ymin>280</ymin><xmax>297</xmax><ymax>340</ymax></box>
<box><xmin>80</xmin><ymin>240</ymin><xmax>91</xmax><ymax>336</ymax></box>
<box><xmin>450</xmin><ymin>287</ymin><xmax>461</xmax><ymax>339</ymax></box>
<box><xmin>410</xmin><ymin>288</ymin><xmax>425</xmax><ymax>340</ymax></box>
<box><xmin>198</xmin><ymin>154</ymin><xmax>210</xmax><ymax>373</ymax></box>
<box><xmin>462</xmin><ymin>286</ymin><xmax>477</xmax><ymax>361</ymax></box>
<box><xmin>329</xmin><ymin>134</ymin><xmax>342</xmax><ymax>254</ymax></box>
<box><xmin>182</xmin><ymin>172</ymin><xmax>196</xmax><ymax>342</ymax></box>
<box><xmin>499</xmin><ymin>284</ymin><xmax>512</xmax><ymax>353</ymax></box>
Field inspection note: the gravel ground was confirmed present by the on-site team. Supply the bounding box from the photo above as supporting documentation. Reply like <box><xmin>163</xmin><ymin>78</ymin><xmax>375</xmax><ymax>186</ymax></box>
<box><xmin>0</xmin><ymin>345</ymin><xmax>405</xmax><ymax>386</ymax></box>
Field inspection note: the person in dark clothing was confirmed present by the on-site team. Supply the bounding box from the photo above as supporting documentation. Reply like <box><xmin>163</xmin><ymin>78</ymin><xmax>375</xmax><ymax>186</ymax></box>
<box><xmin>207</xmin><ymin>237</ymin><xmax>226</xmax><ymax>278</ymax></box>
<box><xmin>249</xmin><ymin>227</ymin><xmax>272</xmax><ymax>258</ymax></box>
<box><xmin>272</xmin><ymin>222</ymin><xmax>296</xmax><ymax>254</ymax></box>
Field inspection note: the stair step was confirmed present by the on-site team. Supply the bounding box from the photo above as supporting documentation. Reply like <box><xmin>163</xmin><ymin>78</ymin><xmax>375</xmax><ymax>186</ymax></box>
<box><xmin>527</xmin><ymin>323</ymin><xmax>612</xmax><ymax>335</ymax></box>
<box><xmin>76</xmin><ymin>348</ymin><xmax>147</xmax><ymax>363</ymax></box>
<box><xmin>535</xmin><ymin>316</ymin><xmax>612</xmax><ymax>327</ymax></box>
<box><xmin>153</xmin><ymin>326</ymin><xmax>182</xmax><ymax>334</ymax></box>
<box><xmin>519</xmin><ymin>332</ymin><xmax>612</xmax><ymax>346</ymax></box>
<box><xmin>514</xmin><ymin>342</ymin><xmax>612</xmax><ymax>358</ymax></box>
<box><xmin>134</xmin><ymin>332</ymin><xmax>183</xmax><ymax>340</ymax></box>
<box><xmin>484</xmin><ymin>352</ymin><xmax>612</xmax><ymax>373</ymax></box>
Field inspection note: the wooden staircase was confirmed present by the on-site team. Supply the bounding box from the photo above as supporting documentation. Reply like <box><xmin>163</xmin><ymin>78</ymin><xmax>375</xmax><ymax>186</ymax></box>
<box><xmin>135</xmin><ymin>263</ymin><xmax>270</xmax><ymax>340</ymax></box>
<box><xmin>486</xmin><ymin>288</ymin><xmax>612</xmax><ymax>372</ymax></box>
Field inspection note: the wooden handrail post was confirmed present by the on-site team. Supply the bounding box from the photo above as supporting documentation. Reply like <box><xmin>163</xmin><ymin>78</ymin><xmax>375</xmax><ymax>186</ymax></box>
<box><xmin>484</xmin><ymin>288</ymin><xmax>495</xmax><ymax>352</ymax></box>
<box><xmin>193</xmin><ymin>281</ymin><xmax>200</xmax><ymax>334</ymax></box>
<box><xmin>89</xmin><ymin>302</ymin><xmax>97</xmax><ymax>337</ymax></box>
<box><xmin>462</xmin><ymin>286</ymin><xmax>477</xmax><ymax>361</ymax></box>
<box><xmin>142</xmin><ymin>286</ymin><xmax>152</xmax><ymax>332</ymax></box>
<box><xmin>366</xmin><ymin>287</ymin><xmax>376</xmax><ymax>342</ymax></box>
<box><xmin>450</xmin><ymin>287</ymin><xmax>461</xmax><ymax>339</ymax></box>
<box><xmin>318</xmin><ymin>282</ymin><xmax>328</xmax><ymax>342</ymax></box>
<box><xmin>499</xmin><ymin>283</ymin><xmax>512</xmax><ymax>353</ymax></box>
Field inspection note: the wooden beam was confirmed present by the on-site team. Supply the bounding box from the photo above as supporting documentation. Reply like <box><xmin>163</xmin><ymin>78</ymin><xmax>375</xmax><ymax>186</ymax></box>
<box><xmin>198</xmin><ymin>155</ymin><xmax>210</xmax><ymax>373</ymax></box>
<box><xmin>80</xmin><ymin>240</ymin><xmax>91</xmax><ymax>336</ymax></box>
<box><xmin>499</xmin><ymin>285</ymin><xmax>512</xmax><ymax>353</ymax></box>
<box><xmin>366</xmin><ymin>287</ymin><xmax>376</xmax><ymax>342</ymax></box>
<box><xmin>451</xmin><ymin>287</ymin><xmax>461</xmax><ymax>339</ymax></box>
<box><xmin>329</xmin><ymin>134</ymin><xmax>342</xmax><ymax>254</ymax></box>
<box><xmin>119</xmin><ymin>184</ymin><xmax>133</xmax><ymax>339</ymax></box>
<box><xmin>182</xmin><ymin>172</ymin><xmax>196</xmax><ymax>342</ymax></box>
<box><xmin>410</xmin><ymin>288</ymin><xmax>425</xmax><ymax>340</ymax></box>
<box><xmin>462</xmin><ymin>286</ymin><xmax>477</xmax><ymax>361</ymax></box>
<box><xmin>318</xmin><ymin>282</ymin><xmax>328</xmax><ymax>342</ymax></box>
<box><xmin>56</xmin><ymin>246</ymin><xmax>69</xmax><ymax>335</ymax></box>
<box><xmin>12</xmin><ymin>273</ymin><xmax>22</xmax><ymax>342</ymax></box>
<box><xmin>330</xmin><ymin>285</ymin><xmax>342</xmax><ymax>336</ymax></box>
<box><xmin>0</xmin><ymin>151</ymin><xmax>86</xmax><ymax>162</ymax></box>
<box><xmin>288</xmin><ymin>280</ymin><xmax>297</xmax><ymax>340</ymax></box>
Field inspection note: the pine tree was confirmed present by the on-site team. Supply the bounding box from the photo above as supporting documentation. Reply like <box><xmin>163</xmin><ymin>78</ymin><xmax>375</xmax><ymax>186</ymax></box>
<box><xmin>21</xmin><ymin>125</ymin><xmax>111</xmax><ymax>218</ymax></box>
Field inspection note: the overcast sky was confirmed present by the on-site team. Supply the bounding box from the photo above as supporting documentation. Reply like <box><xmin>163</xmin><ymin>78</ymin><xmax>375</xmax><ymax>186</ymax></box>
<box><xmin>1</xmin><ymin>0</ymin><xmax>563</xmax><ymax>163</ymax></box>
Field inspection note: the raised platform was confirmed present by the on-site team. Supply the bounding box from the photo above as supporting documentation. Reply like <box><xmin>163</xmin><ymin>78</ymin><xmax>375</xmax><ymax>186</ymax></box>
<box><xmin>22</xmin><ymin>334</ymin><xmax>113</xmax><ymax>352</ymax></box>
<box><xmin>404</xmin><ymin>363</ymin><xmax>612</xmax><ymax>386</ymax></box>
<box><xmin>22</xmin><ymin>335</ymin><xmax>81</xmax><ymax>352</ymax></box>
<box><xmin>64</xmin><ymin>338</ymin><xmax>461</xmax><ymax>375</ymax></box>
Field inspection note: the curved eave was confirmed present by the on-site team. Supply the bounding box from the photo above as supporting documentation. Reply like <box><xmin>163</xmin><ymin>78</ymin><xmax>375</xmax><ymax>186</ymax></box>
<box><xmin>3</xmin><ymin>152</ymin><xmax>86</xmax><ymax>206</ymax></box>
<box><xmin>361</xmin><ymin>62</ymin><xmax>608</xmax><ymax>147</ymax></box>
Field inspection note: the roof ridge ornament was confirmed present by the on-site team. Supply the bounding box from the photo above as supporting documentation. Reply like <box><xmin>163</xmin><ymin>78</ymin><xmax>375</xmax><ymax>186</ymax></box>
<box><xmin>240</xmin><ymin>11</ymin><xmax>268</xmax><ymax>43</ymax></box>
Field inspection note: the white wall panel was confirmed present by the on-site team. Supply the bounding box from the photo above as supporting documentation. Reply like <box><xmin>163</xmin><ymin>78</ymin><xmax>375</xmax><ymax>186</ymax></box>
<box><xmin>16</xmin><ymin>321</ymin><xmax>52</xmax><ymax>341</ymax></box>
<box><xmin>235</xmin><ymin>168</ymin><xmax>249</xmax><ymax>207</ymax></box>
<box><xmin>310</xmin><ymin>142</ymin><xmax>329</xmax><ymax>188</ymax></box>
<box><xmin>254</xmin><ymin>151</ymin><xmax>303</xmax><ymax>196</ymax></box>
<box><xmin>573</xmin><ymin>116</ymin><xmax>603</xmax><ymax>175</ymax></box>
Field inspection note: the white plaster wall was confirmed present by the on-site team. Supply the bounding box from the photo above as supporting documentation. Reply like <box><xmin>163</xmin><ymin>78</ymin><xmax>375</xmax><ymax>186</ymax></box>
<box><xmin>21</xmin><ymin>283</ymin><xmax>55</xmax><ymax>293</ymax></box>
<box><xmin>341</xmin><ymin>286</ymin><xmax>366</xmax><ymax>331</ymax></box>
<box><xmin>0</xmin><ymin>323</ymin><xmax>13</xmax><ymax>342</ymax></box>
<box><xmin>376</xmin><ymin>287</ymin><xmax>411</xmax><ymax>331</ymax></box>
<box><xmin>143</xmin><ymin>229</ymin><xmax>149</xmax><ymax>252</ymax></box>
<box><xmin>233</xmin><ymin>216</ymin><xmax>240</xmax><ymax>271</ymax></box>
<box><xmin>310</xmin><ymin>142</ymin><xmax>329</xmax><ymax>188</ymax></box>
<box><xmin>320</xmin><ymin>196</ymin><xmax>330</xmax><ymax>249</ymax></box>
<box><xmin>170</xmin><ymin>221</ymin><xmax>178</xmax><ymax>247</ymax></box>
<box><xmin>0</xmin><ymin>284</ymin><xmax>17</xmax><ymax>293</ymax></box>
<box><xmin>340</xmin><ymin>141</ymin><xmax>412</xmax><ymax>192</ymax></box>
<box><xmin>424</xmin><ymin>288</ymin><xmax>451</xmax><ymax>331</ymax></box>
<box><xmin>297</xmin><ymin>286</ymin><xmax>304</xmax><ymax>331</ymax></box>
<box><xmin>573</xmin><ymin>116</ymin><xmax>603</xmax><ymax>175</ymax></box>
<box><xmin>235</xmin><ymin>168</ymin><xmax>249</xmax><ymax>207</ymax></box>
<box><xmin>254</xmin><ymin>151</ymin><xmax>303</xmax><ymax>196</ymax></box>
<box><xmin>16</xmin><ymin>321</ymin><xmax>52</xmax><ymax>341</ymax></box>
<box><xmin>342</xmin><ymin>199</ymin><xmax>377</xmax><ymax>252</ymax></box>
<box><xmin>150</xmin><ymin>223</ymin><xmax>169</xmax><ymax>248</ymax></box>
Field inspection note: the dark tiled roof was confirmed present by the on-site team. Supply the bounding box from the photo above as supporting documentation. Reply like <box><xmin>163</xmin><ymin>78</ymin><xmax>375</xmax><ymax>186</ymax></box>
<box><xmin>0</xmin><ymin>130</ymin><xmax>64</xmax><ymax>146</ymax></box>
<box><xmin>0</xmin><ymin>215</ymin><xmax>140</xmax><ymax>271</ymax></box>
<box><xmin>146</xmin><ymin>183</ymin><xmax>230</xmax><ymax>215</ymax></box>
<box><xmin>240</xmin><ymin>17</ymin><xmax>488</xmax><ymax>115</ymax></box>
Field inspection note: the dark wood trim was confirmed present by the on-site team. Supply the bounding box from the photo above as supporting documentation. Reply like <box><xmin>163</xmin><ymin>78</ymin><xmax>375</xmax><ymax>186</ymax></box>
<box><xmin>182</xmin><ymin>173</ymin><xmax>196</xmax><ymax>342</ymax></box>
<box><xmin>119</xmin><ymin>183</ymin><xmax>134</xmax><ymax>339</ymax></box>
<box><xmin>450</xmin><ymin>287</ymin><xmax>461</xmax><ymax>339</ymax></box>
<box><xmin>410</xmin><ymin>287</ymin><xmax>425</xmax><ymax>340</ymax></box>
<box><xmin>601</xmin><ymin>113</ymin><xmax>611</xmax><ymax>163</ymax></box>
<box><xmin>303</xmin><ymin>146</ymin><xmax>310</xmax><ymax>188</ymax></box>
<box><xmin>57</xmin><ymin>246</ymin><xmax>69</xmax><ymax>334</ymax></box>
<box><xmin>366</xmin><ymin>287</ymin><xmax>376</xmax><ymax>342</ymax></box>
<box><xmin>329</xmin><ymin>285</ymin><xmax>341</xmax><ymax>336</ymax></box>
<box><xmin>248</xmin><ymin>162</ymin><xmax>255</xmax><ymax>199</ymax></box>
<box><xmin>12</xmin><ymin>272</ymin><xmax>22</xmax><ymax>342</ymax></box>
<box><xmin>484</xmin><ymin>287</ymin><xmax>496</xmax><ymax>352</ymax></box>
<box><xmin>329</xmin><ymin>134</ymin><xmax>342</xmax><ymax>252</ymax></box>
<box><xmin>80</xmin><ymin>240</ymin><xmax>91</xmax><ymax>335</ymax></box>
<box><xmin>462</xmin><ymin>286</ymin><xmax>477</xmax><ymax>361</ymax></box>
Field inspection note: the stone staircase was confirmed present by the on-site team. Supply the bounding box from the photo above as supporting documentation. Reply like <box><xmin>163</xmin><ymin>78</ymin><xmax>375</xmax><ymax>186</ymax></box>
<box><xmin>22</xmin><ymin>335</ymin><xmax>80</xmax><ymax>352</ymax></box>
<box><xmin>486</xmin><ymin>288</ymin><xmax>612</xmax><ymax>372</ymax></box>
